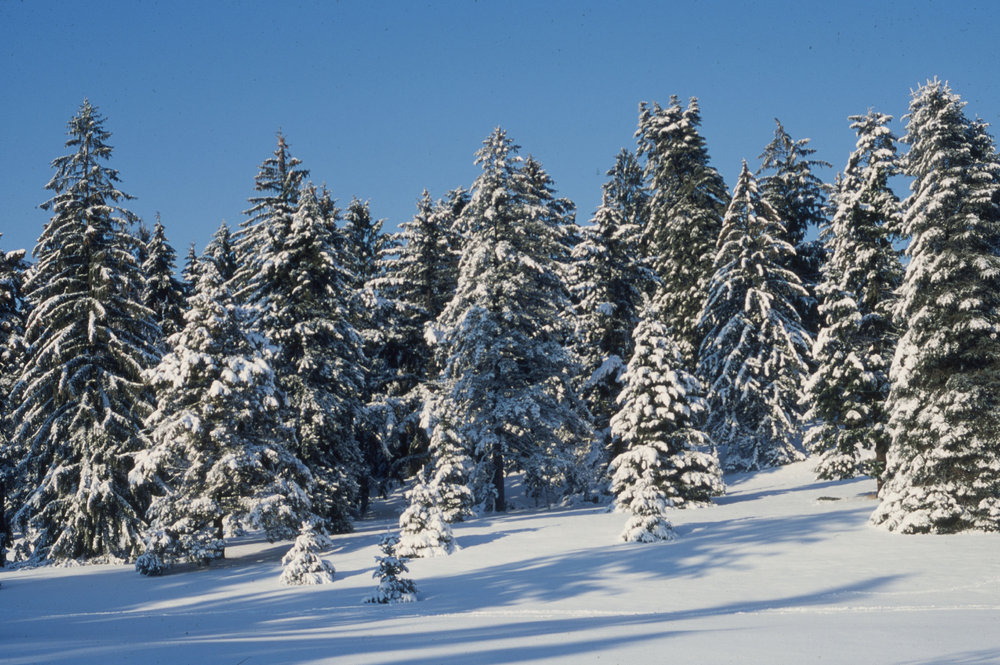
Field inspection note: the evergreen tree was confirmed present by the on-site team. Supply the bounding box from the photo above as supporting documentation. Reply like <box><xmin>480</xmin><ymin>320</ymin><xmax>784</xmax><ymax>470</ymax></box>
<box><xmin>609</xmin><ymin>300</ymin><xmax>723</xmax><ymax>543</ymax></box>
<box><xmin>133</xmin><ymin>261</ymin><xmax>313</xmax><ymax>565</ymax></box>
<box><xmin>431</xmin><ymin>129</ymin><xmax>591</xmax><ymax>511</ymax></box>
<box><xmin>697</xmin><ymin>162</ymin><xmax>811</xmax><ymax>472</ymax></box>
<box><xmin>232</xmin><ymin>132</ymin><xmax>308</xmax><ymax>300</ymax></box>
<box><xmin>805</xmin><ymin>111</ymin><xmax>903</xmax><ymax>484</ymax></box>
<box><xmin>201</xmin><ymin>222</ymin><xmax>237</xmax><ymax>284</ymax></box>
<box><xmin>571</xmin><ymin>149</ymin><xmax>652</xmax><ymax>465</ymax></box>
<box><xmin>260</xmin><ymin>186</ymin><xmax>366</xmax><ymax>533</ymax></box>
<box><xmin>364</xmin><ymin>532</ymin><xmax>418</xmax><ymax>604</ymax></box>
<box><xmin>367</xmin><ymin>189</ymin><xmax>465</xmax><ymax>488</ymax></box>
<box><xmin>181</xmin><ymin>242</ymin><xmax>199</xmax><ymax>296</ymax></box>
<box><xmin>9</xmin><ymin>100</ymin><xmax>159</xmax><ymax>562</ymax></box>
<box><xmin>871</xmin><ymin>80</ymin><xmax>1000</xmax><ymax>534</ymax></box>
<box><xmin>342</xmin><ymin>197</ymin><xmax>386</xmax><ymax>290</ymax></box>
<box><xmin>757</xmin><ymin>119</ymin><xmax>832</xmax><ymax>335</ymax></box>
<box><xmin>636</xmin><ymin>96</ymin><xmax>729</xmax><ymax>363</ymax></box>
<box><xmin>0</xmin><ymin>238</ymin><xmax>27</xmax><ymax>557</ymax></box>
<box><xmin>0</xmin><ymin>237</ymin><xmax>27</xmax><ymax>425</ymax></box>
<box><xmin>279</xmin><ymin>522</ymin><xmax>336</xmax><ymax>585</ymax></box>
<box><xmin>424</xmin><ymin>409</ymin><xmax>475</xmax><ymax>523</ymax></box>
<box><xmin>396</xmin><ymin>473</ymin><xmax>456</xmax><ymax>558</ymax></box>
<box><xmin>141</xmin><ymin>215</ymin><xmax>186</xmax><ymax>338</ymax></box>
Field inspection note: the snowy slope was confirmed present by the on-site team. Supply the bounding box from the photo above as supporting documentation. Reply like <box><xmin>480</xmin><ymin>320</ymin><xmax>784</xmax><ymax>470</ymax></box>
<box><xmin>2</xmin><ymin>460</ymin><xmax>999</xmax><ymax>665</ymax></box>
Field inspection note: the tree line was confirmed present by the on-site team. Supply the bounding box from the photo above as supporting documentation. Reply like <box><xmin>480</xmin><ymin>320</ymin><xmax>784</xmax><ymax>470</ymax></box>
<box><xmin>1</xmin><ymin>77</ymin><xmax>998</xmax><ymax>569</ymax></box>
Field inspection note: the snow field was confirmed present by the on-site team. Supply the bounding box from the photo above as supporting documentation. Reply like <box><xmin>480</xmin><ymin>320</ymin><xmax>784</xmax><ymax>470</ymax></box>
<box><xmin>2</xmin><ymin>460</ymin><xmax>999</xmax><ymax>665</ymax></box>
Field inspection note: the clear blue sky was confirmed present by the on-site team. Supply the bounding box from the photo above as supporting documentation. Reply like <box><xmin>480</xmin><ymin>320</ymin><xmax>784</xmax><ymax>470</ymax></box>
<box><xmin>2</xmin><ymin>0</ymin><xmax>998</xmax><ymax>257</ymax></box>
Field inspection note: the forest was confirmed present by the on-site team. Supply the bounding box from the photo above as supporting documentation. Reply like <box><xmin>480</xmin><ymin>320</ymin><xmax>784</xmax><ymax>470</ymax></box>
<box><xmin>1</xmin><ymin>77</ymin><xmax>999</xmax><ymax>579</ymax></box>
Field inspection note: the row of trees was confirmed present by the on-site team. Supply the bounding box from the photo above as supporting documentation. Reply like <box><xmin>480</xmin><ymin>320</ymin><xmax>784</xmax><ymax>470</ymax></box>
<box><xmin>1</xmin><ymin>78</ymin><xmax>998</xmax><ymax>567</ymax></box>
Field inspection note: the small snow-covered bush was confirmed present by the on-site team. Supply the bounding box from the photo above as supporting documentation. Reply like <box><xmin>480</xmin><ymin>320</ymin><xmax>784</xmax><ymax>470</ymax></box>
<box><xmin>280</xmin><ymin>522</ymin><xmax>335</xmax><ymax>586</ymax></box>
<box><xmin>365</xmin><ymin>533</ymin><xmax>417</xmax><ymax>604</ymax></box>
<box><xmin>135</xmin><ymin>551</ymin><xmax>166</xmax><ymax>577</ymax></box>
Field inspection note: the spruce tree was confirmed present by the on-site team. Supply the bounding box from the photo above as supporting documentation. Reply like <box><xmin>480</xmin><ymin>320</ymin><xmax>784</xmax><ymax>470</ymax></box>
<box><xmin>396</xmin><ymin>473</ymin><xmax>456</xmax><ymax>558</ymax></box>
<box><xmin>181</xmin><ymin>242</ymin><xmax>199</xmax><ymax>296</ymax></box>
<box><xmin>757</xmin><ymin>119</ymin><xmax>832</xmax><ymax>335</ymax></box>
<box><xmin>231</xmin><ymin>132</ymin><xmax>308</xmax><ymax>313</ymax></box>
<box><xmin>805</xmin><ymin>111</ymin><xmax>903</xmax><ymax>484</ymax></box>
<box><xmin>0</xmin><ymin>238</ymin><xmax>27</xmax><ymax>557</ymax></box>
<box><xmin>9</xmin><ymin>100</ymin><xmax>160</xmax><ymax>562</ymax></box>
<box><xmin>367</xmin><ymin>189</ymin><xmax>464</xmax><ymax>487</ymax></box>
<box><xmin>431</xmin><ymin>129</ymin><xmax>591</xmax><ymax>510</ymax></box>
<box><xmin>424</xmin><ymin>409</ymin><xmax>475</xmax><ymax>523</ymax></box>
<box><xmin>571</xmin><ymin>149</ymin><xmax>652</xmax><ymax>465</ymax></box>
<box><xmin>364</xmin><ymin>533</ymin><xmax>418</xmax><ymax>604</ymax></box>
<box><xmin>871</xmin><ymin>80</ymin><xmax>1000</xmax><ymax>534</ymax></box>
<box><xmin>260</xmin><ymin>185</ymin><xmax>366</xmax><ymax>533</ymax></box>
<box><xmin>636</xmin><ymin>96</ymin><xmax>729</xmax><ymax>364</ymax></box>
<box><xmin>141</xmin><ymin>215</ymin><xmax>186</xmax><ymax>338</ymax></box>
<box><xmin>202</xmin><ymin>221</ymin><xmax>237</xmax><ymax>284</ymax></box>
<box><xmin>698</xmin><ymin>162</ymin><xmax>811</xmax><ymax>472</ymax></box>
<box><xmin>133</xmin><ymin>261</ymin><xmax>313</xmax><ymax>565</ymax></box>
<box><xmin>279</xmin><ymin>522</ymin><xmax>336</xmax><ymax>585</ymax></box>
<box><xmin>609</xmin><ymin>299</ymin><xmax>723</xmax><ymax>543</ymax></box>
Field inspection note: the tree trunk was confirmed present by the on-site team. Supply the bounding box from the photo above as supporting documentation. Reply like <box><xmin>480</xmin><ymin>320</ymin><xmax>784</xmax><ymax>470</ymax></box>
<box><xmin>492</xmin><ymin>443</ymin><xmax>505</xmax><ymax>513</ymax></box>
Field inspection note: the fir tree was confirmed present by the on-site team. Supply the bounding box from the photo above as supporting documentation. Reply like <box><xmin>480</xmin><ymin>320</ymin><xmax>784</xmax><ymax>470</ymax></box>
<box><xmin>571</xmin><ymin>149</ymin><xmax>652</xmax><ymax>466</ymax></box>
<box><xmin>181</xmin><ymin>242</ymin><xmax>199</xmax><ymax>296</ymax></box>
<box><xmin>342</xmin><ymin>197</ymin><xmax>387</xmax><ymax>291</ymax></box>
<box><xmin>431</xmin><ymin>129</ymin><xmax>591</xmax><ymax>510</ymax></box>
<box><xmin>279</xmin><ymin>522</ymin><xmax>336</xmax><ymax>585</ymax></box>
<box><xmin>202</xmin><ymin>222</ymin><xmax>237</xmax><ymax>284</ymax></box>
<box><xmin>0</xmin><ymin>238</ymin><xmax>27</xmax><ymax>556</ymax></box>
<box><xmin>396</xmin><ymin>472</ymin><xmax>456</xmax><ymax>558</ymax></box>
<box><xmin>141</xmin><ymin>215</ymin><xmax>186</xmax><ymax>338</ymax></box>
<box><xmin>609</xmin><ymin>300</ymin><xmax>723</xmax><ymax>543</ymax></box>
<box><xmin>636</xmin><ymin>96</ymin><xmax>729</xmax><ymax>364</ymax></box>
<box><xmin>367</xmin><ymin>189</ymin><xmax>464</xmax><ymax>490</ymax></box>
<box><xmin>364</xmin><ymin>532</ymin><xmax>418</xmax><ymax>604</ymax></box>
<box><xmin>871</xmin><ymin>80</ymin><xmax>1000</xmax><ymax>534</ymax></box>
<box><xmin>757</xmin><ymin>119</ymin><xmax>832</xmax><ymax>335</ymax></box>
<box><xmin>698</xmin><ymin>162</ymin><xmax>811</xmax><ymax>472</ymax></box>
<box><xmin>133</xmin><ymin>261</ymin><xmax>313</xmax><ymax>565</ymax></box>
<box><xmin>261</xmin><ymin>186</ymin><xmax>366</xmax><ymax>533</ymax></box>
<box><xmin>9</xmin><ymin>100</ymin><xmax>160</xmax><ymax>562</ymax></box>
<box><xmin>424</xmin><ymin>409</ymin><xmax>475</xmax><ymax>523</ymax></box>
<box><xmin>805</xmin><ymin>111</ymin><xmax>903</xmax><ymax>484</ymax></box>
<box><xmin>231</xmin><ymin>133</ymin><xmax>308</xmax><ymax>309</ymax></box>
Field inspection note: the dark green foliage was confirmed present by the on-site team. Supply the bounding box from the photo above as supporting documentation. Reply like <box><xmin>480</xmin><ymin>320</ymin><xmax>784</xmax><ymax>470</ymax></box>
<box><xmin>636</xmin><ymin>96</ymin><xmax>729</xmax><ymax>364</ymax></box>
<box><xmin>805</xmin><ymin>112</ymin><xmax>903</xmax><ymax>484</ymax></box>
<box><xmin>9</xmin><ymin>100</ymin><xmax>160</xmax><ymax>562</ymax></box>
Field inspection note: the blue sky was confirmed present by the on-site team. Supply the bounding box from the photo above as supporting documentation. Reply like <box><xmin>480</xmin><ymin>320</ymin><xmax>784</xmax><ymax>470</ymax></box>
<box><xmin>2</xmin><ymin>0</ymin><xmax>998</xmax><ymax>257</ymax></box>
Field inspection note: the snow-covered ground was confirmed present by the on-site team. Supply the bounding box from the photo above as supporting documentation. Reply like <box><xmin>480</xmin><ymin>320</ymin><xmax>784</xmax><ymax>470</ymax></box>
<box><xmin>3</xmin><ymin>460</ymin><xmax>999</xmax><ymax>665</ymax></box>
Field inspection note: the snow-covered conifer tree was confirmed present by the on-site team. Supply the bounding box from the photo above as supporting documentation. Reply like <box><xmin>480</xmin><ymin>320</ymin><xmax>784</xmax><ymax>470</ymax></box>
<box><xmin>396</xmin><ymin>473</ymin><xmax>455</xmax><ymax>558</ymax></box>
<box><xmin>280</xmin><ymin>522</ymin><xmax>336</xmax><ymax>585</ymax></box>
<box><xmin>571</xmin><ymin>149</ymin><xmax>652</xmax><ymax>465</ymax></box>
<box><xmin>636</xmin><ymin>96</ymin><xmax>729</xmax><ymax>364</ymax></box>
<box><xmin>364</xmin><ymin>533</ymin><xmax>417</xmax><ymax>604</ymax></box>
<box><xmin>805</xmin><ymin>111</ymin><xmax>903</xmax><ymax>483</ymax></box>
<box><xmin>698</xmin><ymin>162</ymin><xmax>811</xmax><ymax>472</ymax></box>
<box><xmin>609</xmin><ymin>300</ymin><xmax>723</xmax><ymax>543</ymax></box>
<box><xmin>259</xmin><ymin>185</ymin><xmax>366</xmax><ymax>533</ymax></box>
<box><xmin>424</xmin><ymin>410</ymin><xmax>475</xmax><ymax>523</ymax></box>
<box><xmin>757</xmin><ymin>120</ymin><xmax>832</xmax><ymax>335</ymax></box>
<box><xmin>0</xmin><ymin>237</ymin><xmax>26</xmax><ymax>425</ymax></box>
<box><xmin>9</xmin><ymin>100</ymin><xmax>160</xmax><ymax>562</ymax></box>
<box><xmin>201</xmin><ymin>222</ymin><xmax>237</xmax><ymax>284</ymax></box>
<box><xmin>367</xmin><ymin>189</ymin><xmax>465</xmax><ymax>490</ymax></box>
<box><xmin>232</xmin><ymin>132</ymin><xmax>308</xmax><ymax>297</ymax></box>
<box><xmin>431</xmin><ymin>129</ymin><xmax>591</xmax><ymax>510</ymax></box>
<box><xmin>133</xmin><ymin>261</ymin><xmax>313</xmax><ymax>565</ymax></box>
<box><xmin>181</xmin><ymin>242</ymin><xmax>199</xmax><ymax>295</ymax></box>
<box><xmin>141</xmin><ymin>215</ymin><xmax>186</xmax><ymax>338</ymax></box>
<box><xmin>871</xmin><ymin>80</ymin><xmax>1000</xmax><ymax>533</ymax></box>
